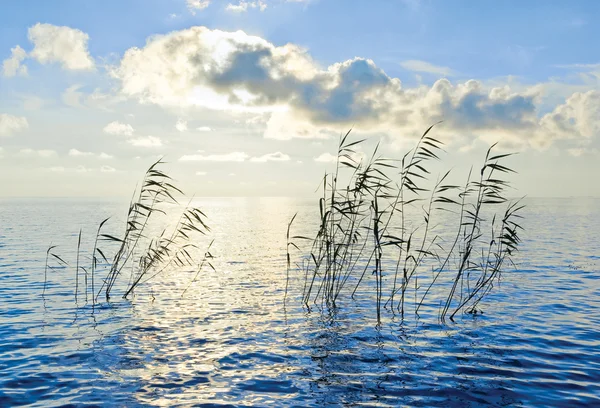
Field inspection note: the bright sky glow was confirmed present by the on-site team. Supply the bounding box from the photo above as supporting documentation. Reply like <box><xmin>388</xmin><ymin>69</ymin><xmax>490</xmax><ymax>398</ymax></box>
<box><xmin>0</xmin><ymin>0</ymin><xmax>599</xmax><ymax>197</ymax></box>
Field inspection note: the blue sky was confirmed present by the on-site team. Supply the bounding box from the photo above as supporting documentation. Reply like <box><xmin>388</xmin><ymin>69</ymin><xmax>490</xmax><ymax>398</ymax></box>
<box><xmin>1</xmin><ymin>0</ymin><xmax>599</xmax><ymax>197</ymax></box>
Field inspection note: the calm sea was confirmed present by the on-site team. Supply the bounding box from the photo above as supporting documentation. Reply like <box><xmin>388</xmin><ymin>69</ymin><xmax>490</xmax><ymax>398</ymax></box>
<box><xmin>0</xmin><ymin>197</ymin><xmax>599</xmax><ymax>407</ymax></box>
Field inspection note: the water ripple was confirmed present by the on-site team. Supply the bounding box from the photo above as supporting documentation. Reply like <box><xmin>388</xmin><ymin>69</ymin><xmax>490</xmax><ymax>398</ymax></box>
<box><xmin>0</xmin><ymin>197</ymin><xmax>599</xmax><ymax>406</ymax></box>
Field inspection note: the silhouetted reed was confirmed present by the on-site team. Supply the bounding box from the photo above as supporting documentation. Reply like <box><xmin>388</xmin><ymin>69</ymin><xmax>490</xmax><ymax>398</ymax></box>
<box><xmin>291</xmin><ymin>125</ymin><xmax>524</xmax><ymax>323</ymax></box>
<box><xmin>43</xmin><ymin>245</ymin><xmax>68</xmax><ymax>297</ymax></box>
<box><xmin>47</xmin><ymin>159</ymin><xmax>214</xmax><ymax>304</ymax></box>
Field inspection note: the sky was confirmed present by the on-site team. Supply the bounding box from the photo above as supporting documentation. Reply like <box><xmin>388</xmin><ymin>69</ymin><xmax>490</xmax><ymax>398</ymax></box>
<box><xmin>0</xmin><ymin>0</ymin><xmax>599</xmax><ymax>198</ymax></box>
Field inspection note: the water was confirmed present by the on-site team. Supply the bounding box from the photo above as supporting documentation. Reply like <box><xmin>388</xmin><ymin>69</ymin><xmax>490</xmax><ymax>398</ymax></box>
<box><xmin>0</xmin><ymin>197</ymin><xmax>599</xmax><ymax>407</ymax></box>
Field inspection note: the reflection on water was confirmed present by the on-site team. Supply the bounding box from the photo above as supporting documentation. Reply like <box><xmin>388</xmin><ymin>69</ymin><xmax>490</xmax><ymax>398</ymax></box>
<box><xmin>0</xmin><ymin>197</ymin><xmax>599</xmax><ymax>407</ymax></box>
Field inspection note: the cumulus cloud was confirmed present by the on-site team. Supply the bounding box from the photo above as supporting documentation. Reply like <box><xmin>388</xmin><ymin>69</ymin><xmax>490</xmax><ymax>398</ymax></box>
<box><xmin>0</xmin><ymin>114</ymin><xmax>29</xmax><ymax>137</ymax></box>
<box><xmin>187</xmin><ymin>0</ymin><xmax>210</xmax><ymax>14</ymax></box>
<box><xmin>104</xmin><ymin>121</ymin><xmax>134</xmax><ymax>136</ymax></box>
<box><xmin>127</xmin><ymin>136</ymin><xmax>163</xmax><ymax>147</ymax></box>
<box><xmin>113</xmin><ymin>26</ymin><xmax>600</xmax><ymax>151</ymax></box>
<box><xmin>226</xmin><ymin>1</ymin><xmax>267</xmax><ymax>12</ymax></box>
<box><xmin>538</xmin><ymin>90</ymin><xmax>600</xmax><ymax>147</ymax></box>
<box><xmin>180</xmin><ymin>151</ymin><xmax>249</xmax><ymax>162</ymax></box>
<box><xmin>314</xmin><ymin>152</ymin><xmax>337</xmax><ymax>163</ymax></box>
<box><xmin>2</xmin><ymin>45</ymin><xmax>28</xmax><ymax>77</ymax></box>
<box><xmin>175</xmin><ymin>118</ymin><xmax>188</xmax><ymax>132</ymax></box>
<box><xmin>250</xmin><ymin>151</ymin><xmax>290</xmax><ymax>162</ymax></box>
<box><xmin>196</xmin><ymin>171</ymin><xmax>208</xmax><ymax>175</ymax></box>
<box><xmin>400</xmin><ymin>59</ymin><xmax>454</xmax><ymax>76</ymax></box>
<box><xmin>28</xmin><ymin>23</ymin><xmax>94</xmax><ymax>70</ymax></box>
<box><xmin>99</xmin><ymin>152</ymin><xmax>114</xmax><ymax>159</ymax></box>
<box><xmin>197</xmin><ymin>126</ymin><xmax>212</xmax><ymax>132</ymax></box>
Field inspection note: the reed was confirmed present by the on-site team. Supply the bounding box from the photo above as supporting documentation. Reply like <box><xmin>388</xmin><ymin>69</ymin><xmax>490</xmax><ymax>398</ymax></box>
<box><xmin>43</xmin><ymin>245</ymin><xmax>68</xmax><ymax>297</ymax></box>
<box><xmin>47</xmin><ymin>159</ymin><xmax>214</xmax><ymax>304</ymax></box>
<box><xmin>291</xmin><ymin>125</ymin><xmax>524</xmax><ymax>323</ymax></box>
<box><xmin>75</xmin><ymin>229</ymin><xmax>81</xmax><ymax>303</ymax></box>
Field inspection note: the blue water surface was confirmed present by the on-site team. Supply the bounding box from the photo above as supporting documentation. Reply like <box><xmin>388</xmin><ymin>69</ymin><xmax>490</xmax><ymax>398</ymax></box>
<box><xmin>0</xmin><ymin>197</ymin><xmax>599</xmax><ymax>407</ymax></box>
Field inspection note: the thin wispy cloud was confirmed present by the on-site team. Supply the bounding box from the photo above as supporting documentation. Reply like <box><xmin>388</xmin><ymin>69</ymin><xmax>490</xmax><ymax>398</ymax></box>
<box><xmin>100</xmin><ymin>165</ymin><xmax>116</xmax><ymax>172</ymax></box>
<box><xmin>0</xmin><ymin>114</ymin><xmax>28</xmax><ymax>136</ymax></box>
<box><xmin>250</xmin><ymin>152</ymin><xmax>290</xmax><ymax>162</ymax></box>
<box><xmin>127</xmin><ymin>136</ymin><xmax>163</xmax><ymax>147</ymax></box>
<box><xmin>68</xmin><ymin>148</ymin><xmax>94</xmax><ymax>157</ymax></box>
<box><xmin>400</xmin><ymin>59</ymin><xmax>455</xmax><ymax>76</ymax></box>
<box><xmin>20</xmin><ymin>148</ymin><xmax>56</xmax><ymax>157</ymax></box>
<box><xmin>69</xmin><ymin>149</ymin><xmax>114</xmax><ymax>159</ymax></box>
<box><xmin>555</xmin><ymin>62</ymin><xmax>600</xmax><ymax>70</ymax></box>
<box><xmin>175</xmin><ymin>119</ymin><xmax>188</xmax><ymax>132</ymax></box>
<box><xmin>103</xmin><ymin>121</ymin><xmax>134</xmax><ymax>136</ymax></box>
<box><xmin>180</xmin><ymin>151</ymin><xmax>249</xmax><ymax>162</ymax></box>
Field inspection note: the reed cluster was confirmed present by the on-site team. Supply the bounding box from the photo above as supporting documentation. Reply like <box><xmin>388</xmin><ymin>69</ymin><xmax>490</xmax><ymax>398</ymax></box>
<box><xmin>43</xmin><ymin>159</ymin><xmax>214</xmax><ymax>305</ymax></box>
<box><xmin>290</xmin><ymin>125</ymin><xmax>524</xmax><ymax>322</ymax></box>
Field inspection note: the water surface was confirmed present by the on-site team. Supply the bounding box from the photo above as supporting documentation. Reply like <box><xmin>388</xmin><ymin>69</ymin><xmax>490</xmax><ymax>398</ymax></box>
<box><xmin>0</xmin><ymin>197</ymin><xmax>599</xmax><ymax>407</ymax></box>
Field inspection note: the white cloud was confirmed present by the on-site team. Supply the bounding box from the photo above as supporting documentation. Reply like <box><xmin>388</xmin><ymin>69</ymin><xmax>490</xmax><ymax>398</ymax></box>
<box><xmin>0</xmin><ymin>114</ymin><xmax>29</xmax><ymax>137</ymax></box>
<box><xmin>47</xmin><ymin>165</ymin><xmax>119</xmax><ymax>173</ymax></box>
<box><xmin>187</xmin><ymin>0</ymin><xmax>210</xmax><ymax>14</ymax></box>
<box><xmin>250</xmin><ymin>151</ymin><xmax>291</xmax><ymax>162</ymax></box>
<box><xmin>226</xmin><ymin>1</ymin><xmax>267</xmax><ymax>12</ymax></box>
<box><xmin>100</xmin><ymin>165</ymin><xmax>116</xmax><ymax>172</ymax></box>
<box><xmin>314</xmin><ymin>152</ymin><xmax>337</xmax><ymax>163</ymax></box>
<box><xmin>2</xmin><ymin>45</ymin><xmax>28</xmax><ymax>77</ymax></box>
<box><xmin>538</xmin><ymin>90</ymin><xmax>600</xmax><ymax>147</ymax></box>
<box><xmin>568</xmin><ymin>148</ymin><xmax>585</xmax><ymax>157</ymax></box>
<box><xmin>113</xmin><ymin>26</ymin><xmax>600</xmax><ymax>151</ymax></box>
<box><xmin>62</xmin><ymin>85</ymin><xmax>83</xmax><ymax>107</ymax></box>
<box><xmin>197</xmin><ymin>126</ymin><xmax>212</xmax><ymax>132</ymax></box>
<box><xmin>314</xmin><ymin>150</ymin><xmax>364</xmax><ymax>164</ymax></box>
<box><xmin>68</xmin><ymin>148</ymin><xmax>94</xmax><ymax>157</ymax></box>
<box><xmin>22</xmin><ymin>95</ymin><xmax>45</xmax><ymax>111</ymax></box>
<box><xmin>400</xmin><ymin>59</ymin><xmax>454</xmax><ymax>76</ymax></box>
<box><xmin>196</xmin><ymin>171</ymin><xmax>208</xmax><ymax>175</ymax></box>
<box><xmin>175</xmin><ymin>118</ymin><xmax>188</xmax><ymax>132</ymax></box>
<box><xmin>76</xmin><ymin>165</ymin><xmax>91</xmax><ymax>173</ymax></box>
<box><xmin>264</xmin><ymin>110</ymin><xmax>334</xmax><ymax>140</ymax></box>
<box><xmin>128</xmin><ymin>136</ymin><xmax>163</xmax><ymax>147</ymax></box>
<box><xmin>20</xmin><ymin>148</ymin><xmax>56</xmax><ymax>157</ymax></box>
<box><xmin>69</xmin><ymin>149</ymin><xmax>115</xmax><ymax>159</ymax></box>
<box><xmin>179</xmin><ymin>151</ymin><xmax>249</xmax><ymax>162</ymax></box>
<box><xmin>28</xmin><ymin>23</ymin><xmax>94</xmax><ymax>70</ymax></box>
<box><xmin>104</xmin><ymin>121</ymin><xmax>134</xmax><ymax>136</ymax></box>
<box><xmin>555</xmin><ymin>62</ymin><xmax>600</xmax><ymax>70</ymax></box>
